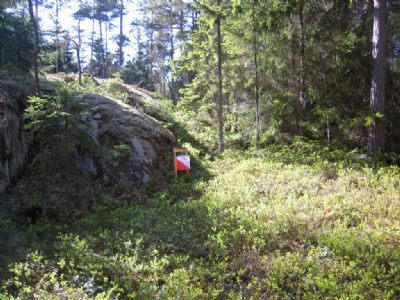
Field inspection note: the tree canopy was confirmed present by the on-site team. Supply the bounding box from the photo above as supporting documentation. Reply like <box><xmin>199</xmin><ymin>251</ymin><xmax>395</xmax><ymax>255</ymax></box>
<box><xmin>1</xmin><ymin>0</ymin><xmax>399</xmax><ymax>151</ymax></box>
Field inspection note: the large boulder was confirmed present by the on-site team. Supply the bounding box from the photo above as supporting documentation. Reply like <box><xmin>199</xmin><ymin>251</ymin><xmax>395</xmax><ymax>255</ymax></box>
<box><xmin>0</xmin><ymin>72</ymin><xmax>176</xmax><ymax>198</ymax></box>
<box><xmin>0</xmin><ymin>74</ymin><xmax>30</xmax><ymax>193</ymax></box>
<box><xmin>76</xmin><ymin>93</ymin><xmax>177</xmax><ymax>186</ymax></box>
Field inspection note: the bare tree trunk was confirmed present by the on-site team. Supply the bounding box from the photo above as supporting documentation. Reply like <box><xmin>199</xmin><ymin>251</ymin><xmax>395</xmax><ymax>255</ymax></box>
<box><xmin>170</xmin><ymin>20</ymin><xmax>174</xmax><ymax>62</ymax></box>
<box><xmin>76</xmin><ymin>48</ymin><xmax>82</xmax><ymax>85</ymax></box>
<box><xmin>178</xmin><ymin>6</ymin><xmax>189</xmax><ymax>85</ymax></box>
<box><xmin>170</xmin><ymin>21</ymin><xmax>176</xmax><ymax>105</ymax></box>
<box><xmin>77</xmin><ymin>20</ymin><xmax>82</xmax><ymax>86</ymax></box>
<box><xmin>55</xmin><ymin>0</ymin><xmax>60</xmax><ymax>73</ymax></box>
<box><xmin>149</xmin><ymin>12</ymin><xmax>154</xmax><ymax>85</ymax></box>
<box><xmin>0</xmin><ymin>6</ymin><xmax>3</xmax><ymax>68</ymax></box>
<box><xmin>252</xmin><ymin>3</ymin><xmax>260</xmax><ymax>149</ymax></box>
<box><xmin>299</xmin><ymin>0</ymin><xmax>306</xmax><ymax>109</ymax></box>
<box><xmin>105</xmin><ymin>17</ymin><xmax>109</xmax><ymax>78</ymax></box>
<box><xmin>290</xmin><ymin>32</ymin><xmax>296</xmax><ymax>71</ymax></box>
<box><xmin>28</xmin><ymin>0</ymin><xmax>41</xmax><ymax>96</ymax></box>
<box><xmin>162</xmin><ymin>68</ymin><xmax>166</xmax><ymax>97</ymax></box>
<box><xmin>118</xmin><ymin>0</ymin><xmax>124</xmax><ymax>69</ymax></box>
<box><xmin>216</xmin><ymin>2</ymin><xmax>224</xmax><ymax>152</ymax></box>
<box><xmin>65</xmin><ymin>39</ymin><xmax>71</xmax><ymax>73</ymax></box>
<box><xmin>179</xmin><ymin>7</ymin><xmax>185</xmax><ymax>53</ymax></box>
<box><xmin>98</xmin><ymin>19</ymin><xmax>105</xmax><ymax>77</ymax></box>
<box><xmin>327</xmin><ymin>121</ymin><xmax>330</xmax><ymax>145</ymax></box>
<box><xmin>35</xmin><ymin>0</ymin><xmax>39</xmax><ymax>20</ymax></box>
<box><xmin>159</xmin><ymin>63</ymin><xmax>175</xmax><ymax>102</ymax></box>
<box><xmin>135</xmin><ymin>27</ymin><xmax>141</xmax><ymax>56</ymax></box>
<box><xmin>161</xmin><ymin>56</ymin><xmax>166</xmax><ymax>97</ymax></box>
<box><xmin>90</xmin><ymin>8</ymin><xmax>95</xmax><ymax>74</ymax></box>
<box><xmin>369</xmin><ymin>0</ymin><xmax>387</xmax><ymax>154</ymax></box>
<box><xmin>64</xmin><ymin>33</ymin><xmax>81</xmax><ymax>85</ymax></box>
<box><xmin>0</xmin><ymin>36</ymin><xmax>3</xmax><ymax>68</ymax></box>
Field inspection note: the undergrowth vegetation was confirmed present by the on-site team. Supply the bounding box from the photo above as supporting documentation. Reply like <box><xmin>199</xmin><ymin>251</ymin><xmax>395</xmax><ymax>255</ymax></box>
<box><xmin>1</xmin><ymin>78</ymin><xmax>399</xmax><ymax>299</ymax></box>
<box><xmin>1</xmin><ymin>144</ymin><xmax>400</xmax><ymax>299</ymax></box>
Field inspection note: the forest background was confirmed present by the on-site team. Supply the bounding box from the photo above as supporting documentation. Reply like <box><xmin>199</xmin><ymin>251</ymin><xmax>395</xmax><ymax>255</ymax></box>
<box><xmin>1</xmin><ymin>0</ymin><xmax>399</xmax><ymax>154</ymax></box>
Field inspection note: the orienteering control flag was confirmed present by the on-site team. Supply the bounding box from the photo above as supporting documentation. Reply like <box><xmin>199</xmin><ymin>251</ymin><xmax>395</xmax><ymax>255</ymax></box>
<box><xmin>176</xmin><ymin>154</ymin><xmax>190</xmax><ymax>171</ymax></box>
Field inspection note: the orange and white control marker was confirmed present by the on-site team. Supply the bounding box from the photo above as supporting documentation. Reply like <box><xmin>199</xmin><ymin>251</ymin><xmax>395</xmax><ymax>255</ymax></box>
<box><xmin>173</xmin><ymin>148</ymin><xmax>190</xmax><ymax>176</ymax></box>
<box><xmin>176</xmin><ymin>154</ymin><xmax>190</xmax><ymax>171</ymax></box>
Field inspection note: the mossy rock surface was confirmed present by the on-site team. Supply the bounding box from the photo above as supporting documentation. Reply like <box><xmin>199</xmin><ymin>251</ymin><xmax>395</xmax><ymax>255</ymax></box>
<box><xmin>77</xmin><ymin>93</ymin><xmax>177</xmax><ymax>186</ymax></box>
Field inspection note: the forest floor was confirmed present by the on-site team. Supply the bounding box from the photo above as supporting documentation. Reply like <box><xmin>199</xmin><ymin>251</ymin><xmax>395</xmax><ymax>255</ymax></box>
<box><xmin>1</xmin><ymin>144</ymin><xmax>399</xmax><ymax>299</ymax></box>
<box><xmin>0</xmin><ymin>77</ymin><xmax>399</xmax><ymax>298</ymax></box>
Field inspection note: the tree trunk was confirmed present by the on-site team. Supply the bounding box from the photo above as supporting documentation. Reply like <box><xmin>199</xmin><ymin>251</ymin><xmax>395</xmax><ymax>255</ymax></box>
<box><xmin>105</xmin><ymin>17</ymin><xmax>109</xmax><ymax>78</ymax></box>
<box><xmin>77</xmin><ymin>20</ymin><xmax>82</xmax><ymax>86</ymax></box>
<box><xmin>170</xmin><ymin>20</ymin><xmax>174</xmax><ymax>62</ymax></box>
<box><xmin>28</xmin><ymin>0</ymin><xmax>41</xmax><ymax>96</ymax></box>
<box><xmin>162</xmin><ymin>63</ymin><xmax>166</xmax><ymax>97</ymax></box>
<box><xmin>252</xmin><ymin>3</ymin><xmax>260</xmax><ymax>149</ymax></box>
<box><xmin>64</xmin><ymin>40</ymin><xmax>69</xmax><ymax>72</ymax></box>
<box><xmin>118</xmin><ymin>0</ymin><xmax>124</xmax><ymax>69</ymax></box>
<box><xmin>75</xmin><ymin>46</ymin><xmax>82</xmax><ymax>85</ymax></box>
<box><xmin>98</xmin><ymin>19</ymin><xmax>105</xmax><ymax>77</ymax></box>
<box><xmin>0</xmin><ymin>37</ymin><xmax>3</xmax><ymax>68</ymax></box>
<box><xmin>299</xmin><ymin>0</ymin><xmax>306</xmax><ymax>109</ymax></box>
<box><xmin>216</xmin><ymin>4</ymin><xmax>224</xmax><ymax>152</ymax></box>
<box><xmin>369</xmin><ymin>0</ymin><xmax>387</xmax><ymax>154</ymax></box>
<box><xmin>170</xmin><ymin>21</ymin><xmax>176</xmax><ymax>105</ymax></box>
<box><xmin>149</xmin><ymin>12</ymin><xmax>154</xmax><ymax>85</ymax></box>
<box><xmin>55</xmin><ymin>0</ymin><xmax>60</xmax><ymax>73</ymax></box>
<box><xmin>179</xmin><ymin>7</ymin><xmax>185</xmax><ymax>53</ymax></box>
<box><xmin>90</xmin><ymin>7</ymin><xmax>95</xmax><ymax>74</ymax></box>
<box><xmin>35</xmin><ymin>0</ymin><xmax>39</xmax><ymax>21</ymax></box>
<box><xmin>136</xmin><ymin>27</ymin><xmax>142</xmax><ymax>56</ymax></box>
<box><xmin>0</xmin><ymin>6</ymin><xmax>2</xmax><ymax>68</ymax></box>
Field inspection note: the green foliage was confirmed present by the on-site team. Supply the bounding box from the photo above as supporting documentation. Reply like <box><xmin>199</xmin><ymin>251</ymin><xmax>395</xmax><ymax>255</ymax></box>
<box><xmin>70</xmin><ymin>76</ymin><xmax>132</xmax><ymax>106</ymax></box>
<box><xmin>174</xmin><ymin>0</ymin><xmax>400</xmax><ymax>151</ymax></box>
<box><xmin>23</xmin><ymin>85</ymin><xmax>96</xmax><ymax>212</ymax></box>
<box><xmin>2</xmin><ymin>145</ymin><xmax>399</xmax><ymax>298</ymax></box>
<box><xmin>0</xmin><ymin>6</ymin><xmax>33</xmax><ymax>70</ymax></box>
<box><xmin>120</xmin><ymin>58</ymin><xmax>153</xmax><ymax>91</ymax></box>
<box><xmin>365</xmin><ymin>112</ymin><xmax>384</xmax><ymax>126</ymax></box>
<box><xmin>104</xmin><ymin>77</ymin><xmax>130</xmax><ymax>101</ymax></box>
<box><xmin>110</xmin><ymin>144</ymin><xmax>130</xmax><ymax>159</ymax></box>
<box><xmin>2</xmin><ymin>0</ymin><xmax>400</xmax><ymax>297</ymax></box>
